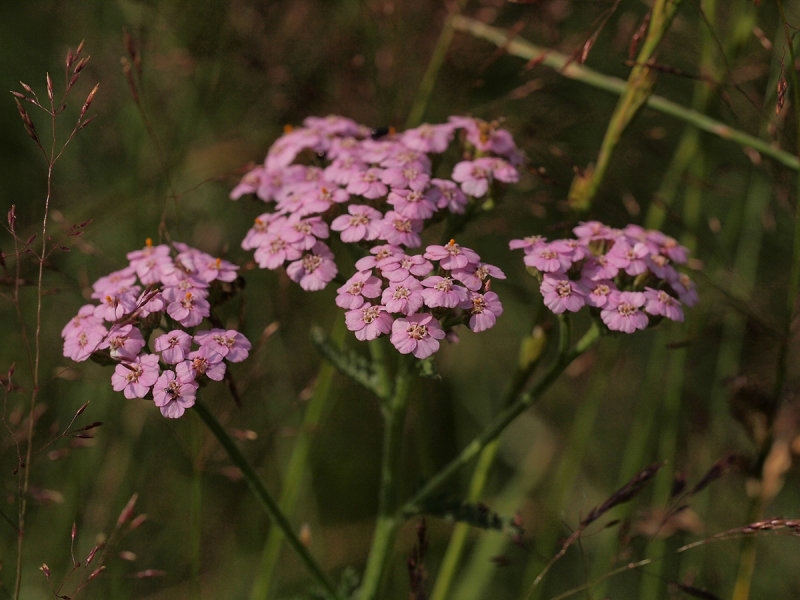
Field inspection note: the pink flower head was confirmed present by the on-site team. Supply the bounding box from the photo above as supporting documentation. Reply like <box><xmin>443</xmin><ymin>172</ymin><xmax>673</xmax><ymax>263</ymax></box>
<box><xmin>167</xmin><ymin>292</ymin><xmax>210</xmax><ymax>327</ymax></box>
<box><xmin>345</xmin><ymin>303</ymin><xmax>394</xmax><ymax>341</ymax></box>
<box><xmin>426</xmin><ymin>179</ymin><xmax>468</xmax><ymax>214</ymax></box>
<box><xmin>154</xmin><ymin>329</ymin><xmax>193</xmax><ymax>364</ymax></box>
<box><xmin>379</xmin><ymin>253</ymin><xmax>433</xmax><ymax>283</ymax></box>
<box><xmin>381</xmin><ymin>278</ymin><xmax>425</xmax><ymax>315</ymax></box>
<box><xmin>377</xmin><ymin>211</ymin><xmax>423</xmax><ymax>248</ymax></box>
<box><xmin>601</xmin><ymin>291</ymin><xmax>649</xmax><ymax>333</ymax></box>
<box><xmin>285</xmin><ymin>242</ymin><xmax>338</xmax><ymax>291</ymax></box>
<box><xmin>99</xmin><ymin>324</ymin><xmax>146</xmax><ymax>360</ymax></box>
<box><xmin>336</xmin><ymin>271</ymin><xmax>384</xmax><ymax>309</ymax></box>
<box><xmin>387</xmin><ymin>188</ymin><xmax>437</xmax><ymax>220</ymax></box>
<box><xmin>540</xmin><ymin>274</ymin><xmax>587</xmax><ymax>314</ymax></box>
<box><xmin>524</xmin><ymin>245</ymin><xmax>572</xmax><ymax>273</ymax></box>
<box><xmin>354</xmin><ymin>244</ymin><xmax>404</xmax><ymax>271</ymax></box>
<box><xmin>644</xmin><ymin>287</ymin><xmax>684</xmax><ymax>322</ymax></box>
<box><xmin>177</xmin><ymin>348</ymin><xmax>227</xmax><ymax>382</ymax></box>
<box><xmin>111</xmin><ymin>354</ymin><xmax>160</xmax><ymax>399</ymax></box>
<box><xmin>380</xmin><ymin>165</ymin><xmax>430</xmax><ymax>192</ymax></box>
<box><xmin>400</xmin><ymin>122</ymin><xmax>455</xmax><ymax>153</ymax></box>
<box><xmin>331</xmin><ymin>204</ymin><xmax>383</xmax><ymax>243</ymax></box>
<box><xmin>451</xmin><ymin>262</ymin><xmax>506</xmax><ymax>292</ymax></box>
<box><xmin>230</xmin><ymin>165</ymin><xmax>264</xmax><ymax>200</ymax></box>
<box><xmin>194</xmin><ymin>329</ymin><xmax>251</xmax><ymax>362</ymax></box>
<box><xmin>451</xmin><ymin>159</ymin><xmax>492</xmax><ymax>198</ymax></box>
<box><xmin>424</xmin><ymin>240</ymin><xmax>480</xmax><ymax>271</ymax></box>
<box><xmin>346</xmin><ymin>168</ymin><xmax>388</xmax><ymax>199</ymax></box>
<box><xmin>467</xmin><ymin>291</ymin><xmax>503</xmax><ymax>332</ymax></box>
<box><xmin>153</xmin><ymin>370</ymin><xmax>198</xmax><ymax>419</ymax></box>
<box><xmin>421</xmin><ymin>276</ymin><xmax>470</xmax><ymax>309</ymax></box>
<box><xmin>63</xmin><ymin>323</ymin><xmax>107</xmax><ymax>362</ymax></box>
<box><xmin>390</xmin><ymin>313</ymin><xmax>446</xmax><ymax>359</ymax></box>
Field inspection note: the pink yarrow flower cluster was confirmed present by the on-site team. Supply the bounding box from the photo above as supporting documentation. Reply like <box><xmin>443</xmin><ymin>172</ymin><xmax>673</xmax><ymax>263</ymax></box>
<box><xmin>233</xmin><ymin>115</ymin><xmax>522</xmax><ymax>291</ymax></box>
<box><xmin>338</xmin><ymin>239</ymin><xmax>505</xmax><ymax>359</ymax></box>
<box><xmin>61</xmin><ymin>239</ymin><xmax>251</xmax><ymax>418</ymax></box>
<box><xmin>510</xmin><ymin>222</ymin><xmax>697</xmax><ymax>333</ymax></box>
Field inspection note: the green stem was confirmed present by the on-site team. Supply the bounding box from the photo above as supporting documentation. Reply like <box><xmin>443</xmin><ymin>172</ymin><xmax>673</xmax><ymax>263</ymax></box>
<box><xmin>431</xmin><ymin>318</ymin><xmax>566</xmax><ymax>600</ymax></box>
<box><xmin>450</xmin><ymin>16</ymin><xmax>799</xmax><ymax>171</ymax></box>
<box><xmin>249</xmin><ymin>321</ymin><xmax>345</xmax><ymax>600</ymax></box>
<box><xmin>401</xmin><ymin>319</ymin><xmax>601</xmax><ymax>518</ymax></box>
<box><xmin>405</xmin><ymin>0</ymin><xmax>467</xmax><ymax>128</ymax></box>
<box><xmin>192</xmin><ymin>401</ymin><xmax>341</xmax><ymax>600</ymax></box>
<box><xmin>358</xmin><ymin>357</ymin><xmax>414</xmax><ymax>600</ymax></box>
<box><xmin>567</xmin><ymin>0</ymin><xmax>683</xmax><ymax>211</ymax></box>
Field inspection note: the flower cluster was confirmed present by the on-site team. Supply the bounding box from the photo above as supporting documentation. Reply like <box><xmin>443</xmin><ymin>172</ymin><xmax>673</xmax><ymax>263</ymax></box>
<box><xmin>61</xmin><ymin>240</ymin><xmax>251</xmax><ymax>418</ymax></box>
<box><xmin>232</xmin><ymin>115</ymin><xmax>522</xmax><ymax>291</ymax></box>
<box><xmin>510</xmin><ymin>222</ymin><xmax>697</xmax><ymax>333</ymax></box>
<box><xmin>338</xmin><ymin>239</ymin><xmax>504</xmax><ymax>358</ymax></box>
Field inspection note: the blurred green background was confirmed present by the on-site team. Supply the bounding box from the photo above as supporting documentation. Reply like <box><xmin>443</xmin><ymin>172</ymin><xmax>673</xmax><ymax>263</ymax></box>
<box><xmin>3</xmin><ymin>1</ymin><xmax>800</xmax><ymax>598</ymax></box>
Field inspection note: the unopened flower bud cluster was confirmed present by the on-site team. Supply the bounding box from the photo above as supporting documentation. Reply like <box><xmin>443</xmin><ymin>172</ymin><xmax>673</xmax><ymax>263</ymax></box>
<box><xmin>510</xmin><ymin>221</ymin><xmax>698</xmax><ymax>333</ymax></box>
<box><xmin>61</xmin><ymin>240</ymin><xmax>251</xmax><ymax>418</ymax></box>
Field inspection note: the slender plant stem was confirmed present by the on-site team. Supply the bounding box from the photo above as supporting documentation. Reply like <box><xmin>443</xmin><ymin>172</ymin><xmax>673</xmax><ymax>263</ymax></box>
<box><xmin>405</xmin><ymin>0</ymin><xmax>468</xmax><ymax>129</ymax></box>
<box><xmin>567</xmin><ymin>0</ymin><xmax>683</xmax><ymax>211</ymax></box>
<box><xmin>192</xmin><ymin>401</ymin><xmax>342</xmax><ymax>600</ymax></box>
<box><xmin>731</xmin><ymin>4</ymin><xmax>800</xmax><ymax>599</ymax></box>
<box><xmin>401</xmin><ymin>320</ymin><xmax>601</xmax><ymax>518</ymax></box>
<box><xmin>431</xmin><ymin>318</ymin><xmax>566</xmax><ymax>600</ymax></box>
<box><xmin>249</xmin><ymin>320</ymin><xmax>345</xmax><ymax>600</ymax></box>
<box><xmin>358</xmin><ymin>356</ymin><xmax>413</xmax><ymax>600</ymax></box>
<box><xmin>450</xmin><ymin>15</ymin><xmax>799</xmax><ymax>172</ymax></box>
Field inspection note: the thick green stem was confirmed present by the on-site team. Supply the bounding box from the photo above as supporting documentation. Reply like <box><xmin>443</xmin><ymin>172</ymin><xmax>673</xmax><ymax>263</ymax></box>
<box><xmin>358</xmin><ymin>357</ymin><xmax>414</xmax><ymax>600</ymax></box>
<box><xmin>402</xmin><ymin>320</ymin><xmax>601</xmax><ymax>518</ymax></box>
<box><xmin>192</xmin><ymin>401</ymin><xmax>341</xmax><ymax>600</ymax></box>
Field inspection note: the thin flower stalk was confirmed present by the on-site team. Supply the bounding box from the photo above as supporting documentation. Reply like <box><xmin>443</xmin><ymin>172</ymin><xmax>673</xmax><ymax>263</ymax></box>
<box><xmin>249</xmin><ymin>319</ymin><xmax>344</xmax><ymax>600</ymax></box>
<box><xmin>193</xmin><ymin>401</ymin><xmax>342</xmax><ymax>600</ymax></box>
<box><xmin>401</xmin><ymin>318</ymin><xmax>601</xmax><ymax>518</ymax></box>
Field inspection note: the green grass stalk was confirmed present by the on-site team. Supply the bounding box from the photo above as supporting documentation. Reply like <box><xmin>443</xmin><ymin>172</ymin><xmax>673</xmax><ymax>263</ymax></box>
<box><xmin>192</xmin><ymin>401</ymin><xmax>342</xmax><ymax>600</ymax></box>
<box><xmin>250</xmin><ymin>320</ymin><xmax>344</xmax><ymax>600</ymax></box>
<box><xmin>405</xmin><ymin>0</ymin><xmax>468</xmax><ymax>129</ymax></box>
<box><xmin>450</xmin><ymin>16</ymin><xmax>799</xmax><ymax>172</ymax></box>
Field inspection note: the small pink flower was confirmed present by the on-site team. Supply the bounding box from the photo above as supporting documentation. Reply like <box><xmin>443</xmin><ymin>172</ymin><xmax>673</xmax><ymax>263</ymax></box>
<box><xmin>331</xmin><ymin>204</ymin><xmax>383</xmax><ymax>243</ymax></box>
<box><xmin>377</xmin><ymin>212</ymin><xmax>423</xmax><ymax>247</ymax></box>
<box><xmin>424</xmin><ymin>240</ymin><xmax>480</xmax><ymax>271</ymax></box>
<box><xmin>421</xmin><ymin>276</ymin><xmax>469</xmax><ymax>308</ymax></box>
<box><xmin>382</xmin><ymin>279</ymin><xmax>425</xmax><ymax>315</ymax></box>
<box><xmin>345</xmin><ymin>304</ymin><xmax>394</xmax><ymax>341</ymax></box>
<box><xmin>111</xmin><ymin>354</ymin><xmax>160</xmax><ymax>399</ymax></box>
<box><xmin>540</xmin><ymin>274</ymin><xmax>587</xmax><ymax>314</ymax></box>
<box><xmin>167</xmin><ymin>292</ymin><xmax>210</xmax><ymax>327</ymax></box>
<box><xmin>177</xmin><ymin>348</ymin><xmax>226</xmax><ymax>382</ymax></box>
<box><xmin>387</xmin><ymin>189</ymin><xmax>436</xmax><ymax>220</ymax></box>
<box><xmin>154</xmin><ymin>330</ymin><xmax>193</xmax><ymax>364</ymax></box>
<box><xmin>644</xmin><ymin>287</ymin><xmax>684</xmax><ymax>322</ymax></box>
<box><xmin>336</xmin><ymin>271</ymin><xmax>384</xmax><ymax>309</ymax></box>
<box><xmin>426</xmin><ymin>179</ymin><xmax>467</xmax><ymax>214</ymax></box>
<box><xmin>285</xmin><ymin>242</ymin><xmax>338</xmax><ymax>291</ymax></box>
<box><xmin>390</xmin><ymin>314</ymin><xmax>446</xmax><ymax>359</ymax></box>
<box><xmin>194</xmin><ymin>329</ymin><xmax>251</xmax><ymax>362</ymax></box>
<box><xmin>467</xmin><ymin>291</ymin><xmax>503</xmax><ymax>332</ymax></box>
<box><xmin>451</xmin><ymin>159</ymin><xmax>492</xmax><ymax>197</ymax></box>
<box><xmin>601</xmin><ymin>291</ymin><xmax>649</xmax><ymax>333</ymax></box>
<box><xmin>153</xmin><ymin>370</ymin><xmax>198</xmax><ymax>419</ymax></box>
<box><xmin>346</xmin><ymin>168</ymin><xmax>388</xmax><ymax>199</ymax></box>
<box><xmin>99</xmin><ymin>324</ymin><xmax>146</xmax><ymax>360</ymax></box>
